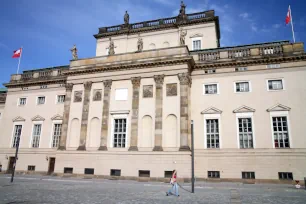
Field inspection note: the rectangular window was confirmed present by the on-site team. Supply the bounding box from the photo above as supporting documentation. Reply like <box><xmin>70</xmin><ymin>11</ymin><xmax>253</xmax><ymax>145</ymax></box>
<box><xmin>264</xmin><ymin>48</ymin><xmax>274</xmax><ymax>55</ymax></box>
<box><xmin>278</xmin><ymin>172</ymin><xmax>293</xmax><ymax>180</ymax></box>
<box><xmin>52</xmin><ymin>124</ymin><xmax>62</xmax><ymax>148</ymax></box>
<box><xmin>193</xmin><ymin>40</ymin><xmax>201</xmax><ymax>50</ymax></box>
<box><xmin>115</xmin><ymin>89</ymin><xmax>128</xmax><ymax>101</ymax></box>
<box><xmin>238</xmin><ymin>118</ymin><xmax>253</xmax><ymax>148</ymax></box>
<box><xmin>164</xmin><ymin>171</ymin><xmax>173</xmax><ymax>178</ymax></box>
<box><xmin>235</xmin><ymin>67</ymin><xmax>247</xmax><ymax>72</ymax></box>
<box><xmin>267</xmin><ymin>64</ymin><xmax>281</xmax><ymax>69</ymax></box>
<box><xmin>12</xmin><ymin>125</ymin><xmax>22</xmax><ymax>148</ymax></box>
<box><xmin>206</xmin><ymin>119</ymin><xmax>219</xmax><ymax>148</ymax></box>
<box><xmin>139</xmin><ymin>170</ymin><xmax>150</xmax><ymax>177</ymax></box>
<box><xmin>113</xmin><ymin>118</ymin><xmax>127</xmax><ymax>148</ymax></box>
<box><xmin>64</xmin><ymin>167</ymin><xmax>73</xmax><ymax>174</ymax></box>
<box><xmin>37</xmin><ymin>96</ymin><xmax>45</xmax><ymax>105</ymax></box>
<box><xmin>84</xmin><ymin>168</ymin><xmax>94</xmax><ymax>175</ymax></box>
<box><xmin>32</xmin><ymin>124</ymin><xmax>42</xmax><ymax>148</ymax></box>
<box><xmin>27</xmin><ymin>165</ymin><xmax>35</xmax><ymax>171</ymax></box>
<box><xmin>208</xmin><ymin>171</ymin><xmax>220</xmax><ymax>178</ymax></box>
<box><xmin>204</xmin><ymin>84</ymin><xmax>218</xmax><ymax>94</ymax></box>
<box><xmin>205</xmin><ymin>69</ymin><xmax>216</xmax><ymax>74</ymax></box>
<box><xmin>268</xmin><ymin>80</ymin><xmax>283</xmax><ymax>90</ymax></box>
<box><xmin>57</xmin><ymin>95</ymin><xmax>65</xmax><ymax>103</ymax></box>
<box><xmin>273</xmin><ymin>117</ymin><xmax>290</xmax><ymax>148</ymax></box>
<box><xmin>236</xmin><ymin>82</ymin><xmax>250</xmax><ymax>92</ymax></box>
<box><xmin>19</xmin><ymin>98</ymin><xmax>27</xmax><ymax>106</ymax></box>
<box><xmin>110</xmin><ymin>169</ymin><xmax>121</xmax><ymax>176</ymax></box>
<box><xmin>235</xmin><ymin>51</ymin><xmax>243</xmax><ymax>57</ymax></box>
<box><xmin>242</xmin><ymin>172</ymin><xmax>255</xmax><ymax>179</ymax></box>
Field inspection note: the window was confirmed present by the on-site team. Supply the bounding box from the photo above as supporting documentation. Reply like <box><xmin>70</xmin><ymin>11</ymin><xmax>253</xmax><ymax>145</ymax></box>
<box><xmin>206</xmin><ymin>119</ymin><xmax>219</xmax><ymax>148</ymax></box>
<box><xmin>238</xmin><ymin>118</ymin><xmax>253</xmax><ymax>148</ymax></box>
<box><xmin>192</xmin><ymin>40</ymin><xmax>201</xmax><ymax>50</ymax></box>
<box><xmin>28</xmin><ymin>165</ymin><xmax>35</xmax><ymax>171</ymax></box>
<box><xmin>235</xmin><ymin>51</ymin><xmax>243</xmax><ymax>57</ymax></box>
<box><xmin>113</xmin><ymin>118</ymin><xmax>127</xmax><ymax>148</ymax></box>
<box><xmin>164</xmin><ymin>171</ymin><xmax>173</xmax><ymax>178</ymax></box>
<box><xmin>264</xmin><ymin>48</ymin><xmax>274</xmax><ymax>55</ymax></box>
<box><xmin>57</xmin><ymin>95</ymin><xmax>65</xmax><ymax>103</ymax></box>
<box><xmin>267</xmin><ymin>64</ymin><xmax>280</xmax><ymax>69</ymax></box>
<box><xmin>84</xmin><ymin>168</ymin><xmax>94</xmax><ymax>175</ymax></box>
<box><xmin>235</xmin><ymin>67</ymin><xmax>247</xmax><ymax>72</ymax></box>
<box><xmin>32</xmin><ymin>124</ymin><xmax>42</xmax><ymax>148</ymax></box>
<box><xmin>110</xmin><ymin>169</ymin><xmax>121</xmax><ymax>176</ymax></box>
<box><xmin>273</xmin><ymin>117</ymin><xmax>290</xmax><ymax>148</ymax></box>
<box><xmin>37</xmin><ymin>96</ymin><xmax>45</xmax><ymax>105</ymax></box>
<box><xmin>208</xmin><ymin>171</ymin><xmax>220</xmax><ymax>178</ymax></box>
<box><xmin>40</xmin><ymin>85</ymin><xmax>48</xmax><ymax>89</ymax></box>
<box><xmin>64</xmin><ymin>167</ymin><xmax>73</xmax><ymax>174</ymax></box>
<box><xmin>205</xmin><ymin>69</ymin><xmax>216</xmax><ymax>74</ymax></box>
<box><xmin>52</xmin><ymin>124</ymin><xmax>62</xmax><ymax>148</ymax></box>
<box><xmin>204</xmin><ymin>84</ymin><xmax>218</xmax><ymax>95</ymax></box>
<box><xmin>235</xmin><ymin>82</ymin><xmax>250</xmax><ymax>92</ymax></box>
<box><xmin>19</xmin><ymin>98</ymin><xmax>27</xmax><ymax>106</ymax></box>
<box><xmin>139</xmin><ymin>170</ymin><xmax>150</xmax><ymax>177</ymax></box>
<box><xmin>242</xmin><ymin>172</ymin><xmax>255</xmax><ymax>179</ymax></box>
<box><xmin>268</xmin><ymin>79</ymin><xmax>283</xmax><ymax>90</ymax></box>
<box><xmin>12</xmin><ymin>125</ymin><xmax>22</xmax><ymax>148</ymax></box>
<box><xmin>278</xmin><ymin>172</ymin><xmax>293</xmax><ymax>180</ymax></box>
<box><xmin>115</xmin><ymin>89</ymin><xmax>128</xmax><ymax>101</ymax></box>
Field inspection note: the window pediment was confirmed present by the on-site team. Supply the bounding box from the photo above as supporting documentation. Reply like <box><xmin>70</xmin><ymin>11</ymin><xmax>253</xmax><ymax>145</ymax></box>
<box><xmin>190</xmin><ymin>33</ymin><xmax>203</xmax><ymax>38</ymax></box>
<box><xmin>201</xmin><ymin>107</ymin><xmax>222</xmax><ymax>114</ymax></box>
<box><xmin>233</xmin><ymin>105</ymin><xmax>255</xmax><ymax>113</ymax></box>
<box><xmin>267</xmin><ymin>104</ymin><xmax>291</xmax><ymax>112</ymax></box>
<box><xmin>12</xmin><ymin>116</ymin><xmax>26</xmax><ymax>122</ymax></box>
<box><xmin>51</xmin><ymin>114</ymin><xmax>63</xmax><ymax>120</ymax></box>
<box><xmin>31</xmin><ymin>115</ymin><xmax>45</xmax><ymax>121</ymax></box>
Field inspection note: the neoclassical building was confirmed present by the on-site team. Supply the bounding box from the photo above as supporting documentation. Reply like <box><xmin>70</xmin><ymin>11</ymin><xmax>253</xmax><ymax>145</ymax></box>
<box><xmin>0</xmin><ymin>3</ymin><xmax>306</xmax><ymax>183</ymax></box>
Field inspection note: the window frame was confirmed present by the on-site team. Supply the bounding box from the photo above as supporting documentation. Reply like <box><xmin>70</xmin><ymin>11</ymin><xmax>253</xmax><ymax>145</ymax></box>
<box><xmin>191</xmin><ymin>37</ymin><xmax>202</xmax><ymax>51</ymax></box>
<box><xmin>208</xmin><ymin>171</ymin><xmax>220</xmax><ymax>178</ymax></box>
<box><xmin>269</xmin><ymin>111</ymin><xmax>292</xmax><ymax>148</ymax></box>
<box><xmin>50</xmin><ymin>122</ymin><xmax>62</xmax><ymax>148</ymax></box>
<box><xmin>36</xmin><ymin>96</ymin><xmax>46</xmax><ymax>105</ymax></box>
<box><xmin>204</xmin><ymin>114</ymin><xmax>222</xmax><ymax>149</ymax></box>
<box><xmin>203</xmin><ymin>83</ymin><xmax>220</xmax><ymax>95</ymax></box>
<box><xmin>242</xmin><ymin>171</ymin><xmax>255</xmax><ymax>179</ymax></box>
<box><xmin>30</xmin><ymin>121</ymin><xmax>43</xmax><ymax>148</ymax></box>
<box><xmin>110</xmin><ymin>114</ymin><xmax>129</xmax><ymax>148</ymax></box>
<box><xmin>236</xmin><ymin>112</ymin><xmax>256</xmax><ymax>149</ymax></box>
<box><xmin>115</xmin><ymin>88</ymin><xmax>128</xmax><ymax>101</ymax></box>
<box><xmin>18</xmin><ymin>97</ymin><xmax>27</xmax><ymax>106</ymax></box>
<box><xmin>234</xmin><ymin>81</ymin><xmax>251</xmax><ymax>93</ymax></box>
<box><xmin>266</xmin><ymin>78</ymin><xmax>285</xmax><ymax>91</ymax></box>
<box><xmin>11</xmin><ymin>123</ymin><xmax>23</xmax><ymax>148</ymax></box>
<box><xmin>278</xmin><ymin>172</ymin><xmax>293</xmax><ymax>180</ymax></box>
<box><xmin>56</xmin><ymin>95</ymin><xmax>65</xmax><ymax>104</ymax></box>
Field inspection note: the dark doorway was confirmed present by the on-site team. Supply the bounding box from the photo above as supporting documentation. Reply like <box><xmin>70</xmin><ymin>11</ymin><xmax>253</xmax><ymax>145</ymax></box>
<box><xmin>7</xmin><ymin>157</ymin><xmax>15</xmax><ymax>174</ymax></box>
<box><xmin>48</xmin><ymin>158</ymin><xmax>55</xmax><ymax>175</ymax></box>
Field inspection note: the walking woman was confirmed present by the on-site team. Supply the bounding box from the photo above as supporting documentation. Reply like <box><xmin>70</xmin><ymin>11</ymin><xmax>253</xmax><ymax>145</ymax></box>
<box><xmin>166</xmin><ymin>170</ymin><xmax>179</xmax><ymax>197</ymax></box>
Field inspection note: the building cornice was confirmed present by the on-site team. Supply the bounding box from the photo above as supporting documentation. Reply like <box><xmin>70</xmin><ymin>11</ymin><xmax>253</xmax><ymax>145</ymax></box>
<box><xmin>4</xmin><ymin>77</ymin><xmax>66</xmax><ymax>88</ymax></box>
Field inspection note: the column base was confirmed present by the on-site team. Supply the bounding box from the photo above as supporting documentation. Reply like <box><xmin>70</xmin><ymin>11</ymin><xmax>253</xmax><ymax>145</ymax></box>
<box><xmin>153</xmin><ymin>146</ymin><xmax>163</xmax><ymax>151</ymax></box>
<box><xmin>98</xmin><ymin>146</ymin><xmax>108</xmax><ymax>151</ymax></box>
<box><xmin>179</xmin><ymin>146</ymin><xmax>191</xmax><ymax>151</ymax></box>
<box><xmin>128</xmin><ymin>146</ymin><xmax>138</xmax><ymax>151</ymax></box>
<box><xmin>77</xmin><ymin>145</ymin><xmax>86</xmax><ymax>151</ymax></box>
<box><xmin>58</xmin><ymin>146</ymin><xmax>66</xmax><ymax>150</ymax></box>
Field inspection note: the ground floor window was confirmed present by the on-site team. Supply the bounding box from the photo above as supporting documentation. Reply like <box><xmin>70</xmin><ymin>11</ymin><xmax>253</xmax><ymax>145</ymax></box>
<box><xmin>64</xmin><ymin>167</ymin><xmax>73</xmax><ymax>174</ymax></box>
<box><xmin>206</xmin><ymin>119</ymin><xmax>220</xmax><ymax>148</ymax></box>
<box><xmin>32</xmin><ymin>124</ymin><xmax>42</xmax><ymax>148</ymax></box>
<box><xmin>278</xmin><ymin>172</ymin><xmax>293</xmax><ymax>180</ymax></box>
<box><xmin>272</xmin><ymin>116</ymin><xmax>290</xmax><ymax>148</ymax></box>
<box><xmin>110</xmin><ymin>169</ymin><xmax>121</xmax><ymax>176</ymax></box>
<box><xmin>208</xmin><ymin>171</ymin><xmax>220</xmax><ymax>178</ymax></box>
<box><xmin>113</xmin><ymin>118</ymin><xmax>127</xmax><ymax>148</ymax></box>
<box><xmin>238</xmin><ymin>118</ymin><xmax>253</xmax><ymax>148</ymax></box>
<box><xmin>242</xmin><ymin>172</ymin><xmax>255</xmax><ymax>179</ymax></box>
<box><xmin>52</xmin><ymin>124</ymin><xmax>62</xmax><ymax>148</ymax></box>
<box><xmin>84</xmin><ymin>168</ymin><xmax>94</xmax><ymax>175</ymax></box>
<box><xmin>139</xmin><ymin>170</ymin><xmax>150</xmax><ymax>177</ymax></box>
<box><xmin>12</xmin><ymin>125</ymin><xmax>22</xmax><ymax>148</ymax></box>
<box><xmin>28</xmin><ymin>165</ymin><xmax>35</xmax><ymax>171</ymax></box>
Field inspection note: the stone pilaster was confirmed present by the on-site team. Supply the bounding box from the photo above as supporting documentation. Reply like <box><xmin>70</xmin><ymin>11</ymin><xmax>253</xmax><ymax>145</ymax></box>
<box><xmin>178</xmin><ymin>73</ymin><xmax>191</xmax><ymax>151</ymax></box>
<box><xmin>77</xmin><ymin>81</ymin><xmax>92</xmax><ymax>151</ymax></box>
<box><xmin>58</xmin><ymin>83</ymin><xmax>73</xmax><ymax>150</ymax></box>
<box><xmin>153</xmin><ymin>75</ymin><xmax>164</xmax><ymax>151</ymax></box>
<box><xmin>129</xmin><ymin>77</ymin><xmax>141</xmax><ymax>151</ymax></box>
<box><xmin>98</xmin><ymin>80</ymin><xmax>112</xmax><ymax>151</ymax></box>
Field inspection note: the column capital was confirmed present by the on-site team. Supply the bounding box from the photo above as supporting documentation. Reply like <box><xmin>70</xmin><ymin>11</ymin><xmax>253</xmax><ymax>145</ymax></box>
<box><xmin>103</xmin><ymin>80</ymin><xmax>112</xmax><ymax>89</ymax></box>
<box><xmin>65</xmin><ymin>83</ymin><xmax>74</xmax><ymax>91</ymax></box>
<box><xmin>178</xmin><ymin>73</ymin><xmax>192</xmax><ymax>86</ymax></box>
<box><xmin>131</xmin><ymin>77</ymin><xmax>141</xmax><ymax>88</ymax></box>
<box><xmin>83</xmin><ymin>81</ymin><xmax>92</xmax><ymax>90</ymax></box>
<box><xmin>154</xmin><ymin>75</ymin><xmax>165</xmax><ymax>87</ymax></box>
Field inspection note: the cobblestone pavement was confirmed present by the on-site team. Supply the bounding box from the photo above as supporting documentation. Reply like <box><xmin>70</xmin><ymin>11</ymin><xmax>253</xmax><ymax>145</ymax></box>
<box><xmin>0</xmin><ymin>175</ymin><xmax>306</xmax><ymax>204</ymax></box>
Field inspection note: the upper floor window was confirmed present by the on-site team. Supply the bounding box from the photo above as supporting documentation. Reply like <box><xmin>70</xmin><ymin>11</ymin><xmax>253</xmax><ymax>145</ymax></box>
<box><xmin>238</xmin><ymin>118</ymin><xmax>253</xmax><ymax>148</ymax></box>
<box><xmin>32</xmin><ymin>124</ymin><xmax>42</xmax><ymax>148</ymax></box>
<box><xmin>204</xmin><ymin>84</ymin><xmax>219</xmax><ymax>95</ymax></box>
<box><xmin>115</xmin><ymin>89</ymin><xmax>128</xmax><ymax>101</ymax></box>
<box><xmin>192</xmin><ymin>40</ymin><xmax>201</xmax><ymax>50</ymax></box>
<box><xmin>273</xmin><ymin>116</ymin><xmax>290</xmax><ymax>148</ymax></box>
<box><xmin>235</xmin><ymin>67</ymin><xmax>247</xmax><ymax>72</ymax></box>
<box><xmin>206</xmin><ymin>119</ymin><xmax>220</xmax><ymax>148</ymax></box>
<box><xmin>267</xmin><ymin>64</ymin><xmax>280</xmax><ymax>69</ymax></box>
<box><xmin>235</xmin><ymin>82</ymin><xmax>250</xmax><ymax>93</ymax></box>
<box><xmin>113</xmin><ymin>118</ymin><xmax>127</xmax><ymax>148</ymax></box>
<box><xmin>37</xmin><ymin>96</ymin><xmax>46</xmax><ymax>105</ymax></box>
<box><xmin>19</xmin><ymin>98</ymin><xmax>27</xmax><ymax>106</ymax></box>
<box><xmin>264</xmin><ymin>48</ymin><xmax>274</xmax><ymax>55</ymax></box>
<box><xmin>52</xmin><ymin>124</ymin><xmax>62</xmax><ymax>148</ymax></box>
<box><xmin>57</xmin><ymin>95</ymin><xmax>65</xmax><ymax>103</ymax></box>
<box><xmin>12</xmin><ymin>125</ymin><xmax>22</xmax><ymax>148</ymax></box>
<box><xmin>267</xmin><ymin>79</ymin><xmax>283</xmax><ymax>91</ymax></box>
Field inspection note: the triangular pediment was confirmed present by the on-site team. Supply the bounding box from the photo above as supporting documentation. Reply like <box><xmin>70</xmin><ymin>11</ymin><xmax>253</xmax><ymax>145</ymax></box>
<box><xmin>12</xmin><ymin>116</ymin><xmax>26</xmax><ymax>122</ymax></box>
<box><xmin>201</xmin><ymin>107</ymin><xmax>222</xmax><ymax>114</ymax></box>
<box><xmin>190</xmin><ymin>33</ymin><xmax>203</xmax><ymax>38</ymax></box>
<box><xmin>267</xmin><ymin>104</ymin><xmax>291</xmax><ymax>112</ymax></box>
<box><xmin>51</xmin><ymin>114</ymin><xmax>63</xmax><ymax>120</ymax></box>
<box><xmin>233</xmin><ymin>105</ymin><xmax>255</xmax><ymax>113</ymax></box>
<box><xmin>31</xmin><ymin>115</ymin><xmax>45</xmax><ymax>121</ymax></box>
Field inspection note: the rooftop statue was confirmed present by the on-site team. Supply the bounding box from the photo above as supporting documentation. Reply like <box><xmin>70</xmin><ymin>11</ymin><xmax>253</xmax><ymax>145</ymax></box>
<box><xmin>70</xmin><ymin>44</ymin><xmax>78</xmax><ymax>60</ymax></box>
<box><xmin>179</xmin><ymin>1</ymin><xmax>186</xmax><ymax>16</ymax></box>
<box><xmin>124</xmin><ymin>11</ymin><xmax>129</xmax><ymax>25</ymax></box>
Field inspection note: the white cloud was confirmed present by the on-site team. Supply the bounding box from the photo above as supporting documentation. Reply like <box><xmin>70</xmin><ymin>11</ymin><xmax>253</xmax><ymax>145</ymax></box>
<box><xmin>251</xmin><ymin>24</ymin><xmax>258</xmax><ymax>32</ymax></box>
<box><xmin>153</xmin><ymin>0</ymin><xmax>175</xmax><ymax>6</ymax></box>
<box><xmin>273</xmin><ymin>24</ymin><xmax>281</xmax><ymax>29</ymax></box>
<box><xmin>239</xmin><ymin>13</ymin><xmax>249</xmax><ymax>19</ymax></box>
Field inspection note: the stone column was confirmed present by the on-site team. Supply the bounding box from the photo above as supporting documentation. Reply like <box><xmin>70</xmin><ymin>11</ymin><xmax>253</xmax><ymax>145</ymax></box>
<box><xmin>129</xmin><ymin>77</ymin><xmax>141</xmax><ymax>151</ymax></box>
<box><xmin>58</xmin><ymin>83</ymin><xmax>73</xmax><ymax>150</ymax></box>
<box><xmin>153</xmin><ymin>75</ymin><xmax>164</xmax><ymax>151</ymax></box>
<box><xmin>77</xmin><ymin>81</ymin><xmax>92</xmax><ymax>151</ymax></box>
<box><xmin>98</xmin><ymin>80</ymin><xmax>112</xmax><ymax>150</ymax></box>
<box><xmin>178</xmin><ymin>73</ymin><xmax>192</xmax><ymax>151</ymax></box>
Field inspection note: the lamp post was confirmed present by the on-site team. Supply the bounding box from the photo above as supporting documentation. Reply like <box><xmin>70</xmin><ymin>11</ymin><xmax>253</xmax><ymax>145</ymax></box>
<box><xmin>191</xmin><ymin>120</ymin><xmax>195</xmax><ymax>193</ymax></box>
<box><xmin>11</xmin><ymin>136</ymin><xmax>20</xmax><ymax>183</ymax></box>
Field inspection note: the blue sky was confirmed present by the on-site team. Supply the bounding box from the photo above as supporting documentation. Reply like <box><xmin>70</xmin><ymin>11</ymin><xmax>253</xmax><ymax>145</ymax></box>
<box><xmin>1</xmin><ymin>0</ymin><xmax>306</xmax><ymax>88</ymax></box>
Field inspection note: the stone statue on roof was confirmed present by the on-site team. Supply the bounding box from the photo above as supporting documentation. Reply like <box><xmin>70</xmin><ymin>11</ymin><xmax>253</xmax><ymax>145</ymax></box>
<box><xmin>180</xmin><ymin>28</ymin><xmax>187</xmax><ymax>45</ymax></box>
<box><xmin>70</xmin><ymin>44</ymin><xmax>78</xmax><ymax>60</ymax></box>
<box><xmin>124</xmin><ymin>11</ymin><xmax>129</xmax><ymax>25</ymax></box>
<box><xmin>137</xmin><ymin>34</ymin><xmax>143</xmax><ymax>52</ymax></box>
<box><xmin>179</xmin><ymin>1</ymin><xmax>186</xmax><ymax>16</ymax></box>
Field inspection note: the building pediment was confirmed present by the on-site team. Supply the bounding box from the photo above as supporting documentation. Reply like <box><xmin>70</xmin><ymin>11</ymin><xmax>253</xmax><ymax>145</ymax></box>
<box><xmin>51</xmin><ymin>114</ymin><xmax>63</xmax><ymax>120</ymax></box>
<box><xmin>31</xmin><ymin>115</ymin><xmax>45</xmax><ymax>121</ymax></box>
<box><xmin>201</xmin><ymin>107</ymin><xmax>222</xmax><ymax>114</ymax></box>
<box><xmin>190</xmin><ymin>33</ymin><xmax>203</xmax><ymax>38</ymax></box>
<box><xmin>12</xmin><ymin>116</ymin><xmax>26</xmax><ymax>122</ymax></box>
<box><xmin>233</xmin><ymin>105</ymin><xmax>255</xmax><ymax>113</ymax></box>
<box><xmin>267</xmin><ymin>104</ymin><xmax>291</xmax><ymax>112</ymax></box>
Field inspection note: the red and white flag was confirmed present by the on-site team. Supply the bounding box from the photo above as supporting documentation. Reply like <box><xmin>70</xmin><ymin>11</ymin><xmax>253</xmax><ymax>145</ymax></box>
<box><xmin>12</xmin><ymin>48</ymin><xmax>22</xmax><ymax>58</ymax></box>
<box><xmin>285</xmin><ymin>6</ymin><xmax>291</xmax><ymax>25</ymax></box>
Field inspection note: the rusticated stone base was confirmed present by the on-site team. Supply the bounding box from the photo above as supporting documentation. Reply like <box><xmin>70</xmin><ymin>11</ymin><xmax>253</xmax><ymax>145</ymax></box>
<box><xmin>179</xmin><ymin>146</ymin><xmax>191</xmax><ymax>151</ymax></box>
<box><xmin>98</xmin><ymin>146</ymin><xmax>108</xmax><ymax>151</ymax></box>
<box><xmin>128</xmin><ymin>146</ymin><xmax>138</xmax><ymax>151</ymax></box>
<box><xmin>58</xmin><ymin>146</ymin><xmax>66</xmax><ymax>150</ymax></box>
<box><xmin>152</xmin><ymin>146</ymin><xmax>163</xmax><ymax>151</ymax></box>
<box><xmin>77</xmin><ymin>145</ymin><xmax>86</xmax><ymax>151</ymax></box>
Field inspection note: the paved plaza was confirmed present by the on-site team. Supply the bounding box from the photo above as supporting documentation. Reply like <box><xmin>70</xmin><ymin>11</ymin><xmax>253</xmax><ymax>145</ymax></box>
<box><xmin>0</xmin><ymin>175</ymin><xmax>305</xmax><ymax>204</ymax></box>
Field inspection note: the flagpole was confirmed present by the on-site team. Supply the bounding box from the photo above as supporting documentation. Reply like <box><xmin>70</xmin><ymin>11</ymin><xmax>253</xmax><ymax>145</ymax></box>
<box><xmin>289</xmin><ymin>5</ymin><xmax>296</xmax><ymax>43</ymax></box>
<box><xmin>17</xmin><ymin>47</ymin><xmax>23</xmax><ymax>74</ymax></box>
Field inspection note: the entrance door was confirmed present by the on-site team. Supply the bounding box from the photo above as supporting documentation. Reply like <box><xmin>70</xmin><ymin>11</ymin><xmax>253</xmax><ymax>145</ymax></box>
<box><xmin>48</xmin><ymin>158</ymin><xmax>55</xmax><ymax>175</ymax></box>
<box><xmin>7</xmin><ymin>157</ymin><xmax>15</xmax><ymax>173</ymax></box>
